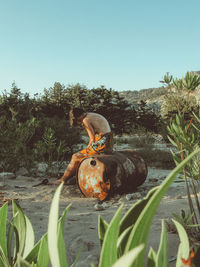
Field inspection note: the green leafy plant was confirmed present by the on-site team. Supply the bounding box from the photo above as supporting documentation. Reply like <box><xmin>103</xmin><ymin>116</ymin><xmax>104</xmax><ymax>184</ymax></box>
<box><xmin>1</xmin><ymin>150</ymin><xmax>200</xmax><ymax>266</ymax></box>
<box><xmin>167</xmin><ymin>112</ymin><xmax>200</xmax><ymax>238</ymax></box>
<box><xmin>165</xmin><ymin>209</ymin><xmax>200</xmax><ymax>242</ymax></box>
<box><xmin>0</xmin><ymin>200</ymin><xmax>49</xmax><ymax>266</ymax></box>
<box><xmin>35</xmin><ymin>127</ymin><xmax>57</xmax><ymax>168</ymax></box>
<box><xmin>0</xmin><ymin>115</ymin><xmax>38</xmax><ymax>173</ymax></box>
<box><xmin>98</xmin><ymin>148</ymin><xmax>200</xmax><ymax>266</ymax></box>
<box><xmin>161</xmin><ymin>72</ymin><xmax>200</xmax><ymax>119</ymax></box>
<box><xmin>0</xmin><ymin>183</ymin><xmax>73</xmax><ymax>267</ymax></box>
<box><xmin>34</xmin><ymin>127</ymin><xmax>68</xmax><ymax>176</ymax></box>
<box><xmin>161</xmin><ymin>72</ymin><xmax>200</xmax><ymax>242</ymax></box>
<box><xmin>48</xmin><ymin>183</ymin><xmax>71</xmax><ymax>267</ymax></box>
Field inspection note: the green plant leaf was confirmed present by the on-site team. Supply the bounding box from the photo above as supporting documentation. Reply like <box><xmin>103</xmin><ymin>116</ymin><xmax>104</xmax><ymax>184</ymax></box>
<box><xmin>192</xmin><ymin>123</ymin><xmax>200</xmax><ymax>133</ymax></box>
<box><xmin>171</xmin><ymin>123</ymin><xmax>180</xmax><ymax>136</ymax></box>
<box><xmin>25</xmin><ymin>233</ymin><xmax>47</xmax><ymax>264</ymax></box>
<box><xmin>175</xmin><ymin>115</ymin><xmax>181</xmax><ymax>126</ymax></box>
<box><xmin>112</xmin><ymin>244</ymin><xmax>144</xmax><ymax>267</ymax></box>
<box><xmin>172</xmin><ymin>219</ymin><xmax>190</xmax><ymax>267</ymax></box>
<box><xmin>167</xmin><ymin>135</ymin><xmax>178</xmax><ymax>147</ymax></box>
<box><xmin>37</xmin><ymin>234</ymin><xmax>49</xmax><ymax>267</ymax></box>
<box><xmin>186</xmin><ymin>224</ymin><xmax>200</xmax><ymax>228</ymax></box>
<box><xmin>57</xmin><ymin>204</ymin><xmax>71</xmax><ymax>267</ymax></box>
<box><xmin>119</xmin><ymin>187</ymin><xmax>158</xmax><ymax>234</ymax></box>
<box><xmin>0</xmin><ymin>246</ymin><xmax>9</xmax><ymax>267</ymax></box>
<box><xmin>147</xmin><ymin>247</ymin><xmax>156</xmax><ymax>267</ymax></box>
<box><xmin>98</xmin><ymin>216</ymin><xmax>108</xmax><ymax>247</ymax></box>
<box><xmin>23</xmin><ymin>215</ymin><xmax>35</xmax><ymax>258</ymax></box>
<box><xmin>12</xmin><ymin>201</ymin><xmax>27</xmax><ymax>256</ymax></box>
<box><xmin>156</xmin><ymin>220</ymin><xmax>168</xmax><ymax>267</ymax></box>
<box><xmin>0</xmin><ymin>202</ymin><xmax>8</xmax><ymax>258</ymax></box>
<box><xmin>99</xmin><ymin>205</ymin><xmax>123</xmax><ymax>267</ymax></box>
<box><xmin>70</xmin><ymin>246</ymin><xmax>82</xmax><ymax>267</ymax></box>
<box><xmin>7</xmin><ymin>217</ymin><xmax>20</xmax><ymax>265</ymax></box>
<box><xmin>16</xmin><ymin>254</ymin><xmax>33</xmax><ymax>267</ymax></box>
<box><xmin>193</xmin><ymin>111</ymin><xmax>200</xmax><ymax>124</ymax></box>
<box><xmin>48</xmin><ymin>182</ymin><xmax>64</xmax><ymax>267</ymax></box>
<box><xmin>117</xmin><ymin>226</ymin><xmax>132</xmax><ymax>257</ymax></box>
<box><xmin>124</xmin><ymin>148</ymin><xmax>200</xmax><ymax>267</ymax></box>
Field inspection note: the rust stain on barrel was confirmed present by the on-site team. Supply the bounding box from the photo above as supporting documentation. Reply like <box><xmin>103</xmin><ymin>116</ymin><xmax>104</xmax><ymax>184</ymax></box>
<box><xmin>77</xmin><ymin>157</ymin><xmax>110</xmax><ymax>200</ymax></box>
<box><xmin>77</xmin><ymin>150</ymin><xmax>148</xmax><ymax>200</ymax></box>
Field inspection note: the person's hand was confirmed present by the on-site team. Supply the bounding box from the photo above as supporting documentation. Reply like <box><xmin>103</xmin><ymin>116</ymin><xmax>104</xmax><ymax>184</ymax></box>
<box><xmin>87</xmin><ymin>142</ymin><xmax>92</xmax><ymax>148</ymax></box>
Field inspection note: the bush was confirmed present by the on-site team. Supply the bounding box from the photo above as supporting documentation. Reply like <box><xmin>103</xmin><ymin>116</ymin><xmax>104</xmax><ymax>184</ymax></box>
<box><xmin>114</xmin><ymin>134</ymin><xmax>175</xmax><ymax>169</ymax></box>
<box><xmin>137</xmin><ymin>148</ymin><xmax>175</xmax><ymax>169</ymax></box>
<box><xmin>0</xmin><ymin>116</ymin><xmax>38</xmax><ymax>173</ymax></box>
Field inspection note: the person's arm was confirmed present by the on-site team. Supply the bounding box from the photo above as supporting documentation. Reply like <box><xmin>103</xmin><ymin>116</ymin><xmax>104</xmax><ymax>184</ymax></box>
<box><xmin>82</xmin><ymin>118</ymin><xmax>95</xmax><ymax>147</ymax></box>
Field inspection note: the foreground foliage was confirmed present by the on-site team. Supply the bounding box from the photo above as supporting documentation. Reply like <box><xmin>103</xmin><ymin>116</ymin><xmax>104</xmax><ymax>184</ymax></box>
<box><xmin>164</xmin><ymin>72</ymin><xmax>200</xmax><ymax>242</ymax></box>
<box><xmin>0</xmin><ymin>149</ymin><xmax>200</xmax><ymax>266</ymax></box>
<box><xmin>0</xmin><ymin>183</ymin><xmax>71</xmax><ymax>267</ymax></box>
<box><xmin>98</xmin><ymin>148</ymin><xmax>200</xmax><ymax>267</ymax></box>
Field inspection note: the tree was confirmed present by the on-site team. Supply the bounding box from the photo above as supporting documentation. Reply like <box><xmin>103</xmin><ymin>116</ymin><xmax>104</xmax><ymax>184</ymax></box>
<box><xmin>89</xmin><ymin>86</ymin><xmax>134</xmax><ymax>135</ymax></box>
<box><xmin>0</xmin><ymin>82</ymin><xmax>35</xmax><ymax>122</ymax></box>
<box><xmin>135</xmin><ymin>100</ymin><xmax>161</xmax><ymax>133</ymax></box>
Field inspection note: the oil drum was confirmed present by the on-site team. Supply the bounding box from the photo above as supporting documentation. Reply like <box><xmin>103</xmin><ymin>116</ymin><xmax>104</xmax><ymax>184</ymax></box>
<box><xmin>76</xmin><ymin>150</ymin><xmax>148</xmax><ymax>201</ymax></box>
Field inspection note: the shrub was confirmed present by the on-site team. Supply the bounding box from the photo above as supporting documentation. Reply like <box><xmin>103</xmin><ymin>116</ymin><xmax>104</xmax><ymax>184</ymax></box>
<box><xmin>0</xmin><ymin>116</ymin><xmax>38</xmax><ymax>173</ymax></box>
<box><xmin>138</xmin><ymin>148</ymin><xmax>175</xmax><ymax>168</ymax></box>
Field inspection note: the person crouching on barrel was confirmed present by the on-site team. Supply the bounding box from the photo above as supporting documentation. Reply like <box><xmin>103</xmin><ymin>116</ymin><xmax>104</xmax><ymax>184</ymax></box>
<box><xmin>55</xmin><ymin>107</ymin><xmax>113</xmax><ymax>184</ymax></box>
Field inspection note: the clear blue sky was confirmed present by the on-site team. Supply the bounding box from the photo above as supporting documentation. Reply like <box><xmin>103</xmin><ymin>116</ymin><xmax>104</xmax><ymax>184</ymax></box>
<box><xmin>1</xmin><ymin>0</ymin><xmax>200</xmax><ymax>96</ymax></box>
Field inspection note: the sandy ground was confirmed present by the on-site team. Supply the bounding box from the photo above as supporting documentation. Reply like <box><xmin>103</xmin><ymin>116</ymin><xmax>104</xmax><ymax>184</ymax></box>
<box><xmin>0</xmin><ymin>167</ymin><xmax>191</xmax><ymax>267</ymax></box>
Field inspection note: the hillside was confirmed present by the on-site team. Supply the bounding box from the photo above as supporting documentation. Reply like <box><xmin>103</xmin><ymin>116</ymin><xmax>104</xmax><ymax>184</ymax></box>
<box><xmin>119</xmin><ymin>86</ymin><xmax>166</xmax><ymax>114</ymax></box>
<box><xmin>119</xmin><ymin>71</ymin><xmax>200</xmax><ymax>114</ymax></box>
<box><xmin>119</xmin><ymin>86</ymin><xmax>166</xmax><ymax>104</ymax></box>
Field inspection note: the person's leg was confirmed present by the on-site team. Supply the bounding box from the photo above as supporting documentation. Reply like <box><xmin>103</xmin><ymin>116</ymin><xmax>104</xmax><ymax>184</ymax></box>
<box><xmin>55</xmin><ymin>141</ymin><xmax>99</xmax><ymax>185</ymax></box>
<box><xmin>55</xmin><ymin>152</ymin><xmax>83</xmax><ymax>184</ymax></box>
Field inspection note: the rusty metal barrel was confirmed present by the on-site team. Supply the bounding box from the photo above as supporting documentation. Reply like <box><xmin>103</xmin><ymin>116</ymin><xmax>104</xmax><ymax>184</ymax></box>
<box><xmin>76</xmin><ymin>150</ymin><xmax>148</xmax><ymax>201</ymax></box>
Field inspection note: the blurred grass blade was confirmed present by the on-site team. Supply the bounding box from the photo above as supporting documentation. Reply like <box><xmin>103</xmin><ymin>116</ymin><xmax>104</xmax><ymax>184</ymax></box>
<box><xmin>12</xmin><ymin>200</ymin><xmax>26</xmax><ymax>255</ymax></box>
<box><xmin>7</xmin><ymin>218</ymin><xmax>20</xmax><ymax>265</ymax></box>
<box><xmin>70</xmin><ymin>246</ymin><xmax>82</xmax><ymax>267</ymax></box>
<box><xmin>98</xmin><ymin>216</ymin><xmax>108</xmax><ymax>246</ymax></box>
<box><xmin>23</xmin><ymin>215</ymin><xmax>35</xmax><ymax>258</ymax></box>
<box><xmin>156</xmin><ymin>220</ymin><xmax>168</xmax><ymax>267</ymax></box>
<box><xmin>112</xmin><ymin>244</ymin><xmax>144</xmax><ymax>267</ymax></box>
<box><xmin>167</xmin><ymin>135</ymin><xmax>178</xmax><ymax>147</ymax></box>
<box><xmin>37</xmin><ymin>234</ymin><xmax>49</xmax><ymax>267</ymax></box>
<box><xmin>16</xmin><ymin>254</ymin><xmax>33</xmax><ymax>267</ymax></box>
<box><xmin>147</xmin><ymin>247</ymin><xmax>156</xmax><ymax>267</ymax></box>
<box><xmin>99</xmin><ymin>205</ymin><xmax>123</xmax><ymax>267</ymax></box>
<box><xmin>0</xmin><ymin>202</ymin><xmax>8</xmax><ymax>258</ymax></box>
<box><xmin>124</xmin><ymin>148</ymin><xmax>200</xmax><ymax>267</ymax></box>
<box><xmin>107</xmin><ymin>187</ymin><xmax>158</xmax><ymax>257</ymax></box>
<box><xmin>117</xmin><ymin>226</ymin><xmax>132</xmax><ymax>257</ymax></box>
<box><xmin>48</xmin><ymin>182</ymin><xmax>63</xmax><ymax>267</ymax></box>
<box><xmin>57</xmin><ymin>204</ymin><xmax>71</xmax><ymax>267</ymax></box>
<box><xmin>119</xmin><ymin>187</ymin><xmax>158</xmax><ymax>234</ymax></box>
<box><xmin>0</xmin><ymin>246</ymin><xmax>9</xmax><ymax>267</ymax></box>
<box><xmin>172</xmin><ymin>219</ymin><xmax>190</xmax><ymax>267</ymax></box>
<box><xmin>25</xmin><ymin>233</ymin><xmax>47</xmax><ymax>263</ymax></box>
